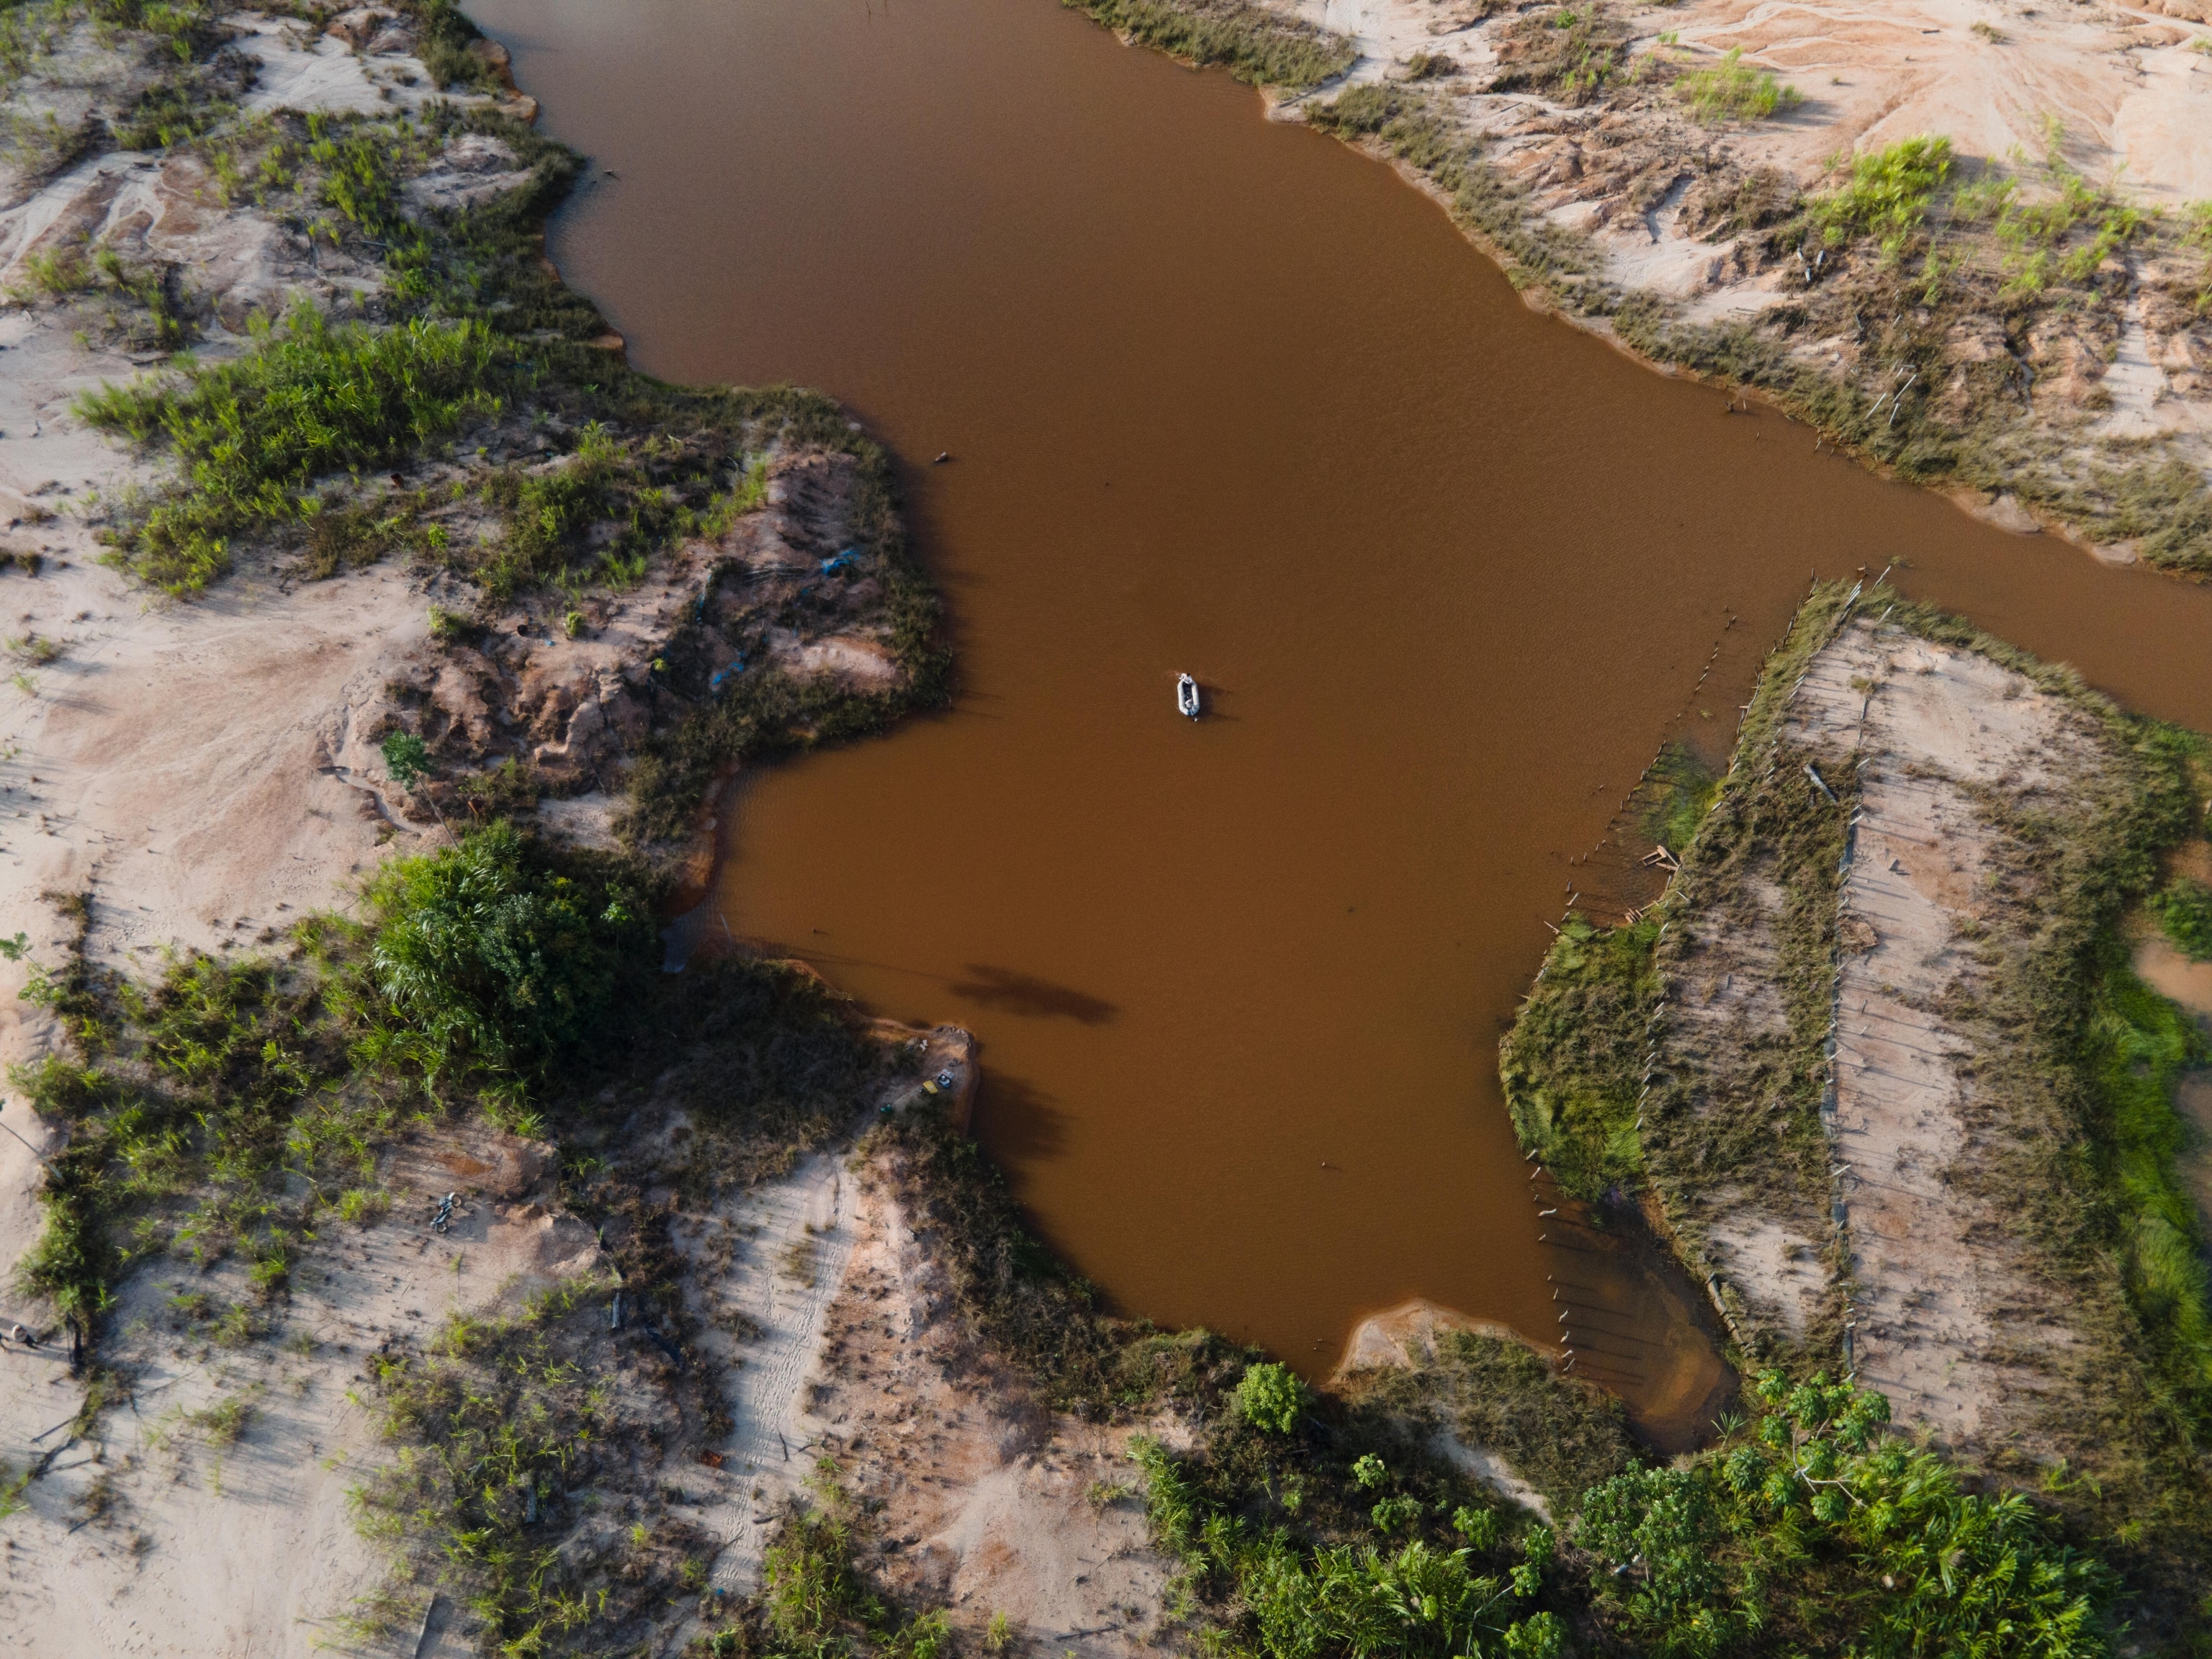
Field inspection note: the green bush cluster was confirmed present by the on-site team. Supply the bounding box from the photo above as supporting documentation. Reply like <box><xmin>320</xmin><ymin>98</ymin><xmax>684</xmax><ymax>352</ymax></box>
<box><xmin>1133</xmin><ymin>1434</ymin><xmax>1563</xmax><ymax>1659</ymax></box>
<box><xmin>356</xmin><ymin>819</ymin><xmax>650</xmax><ymax>1087</ymax></box>
<box><xmin>1806</xmin><ymin>136</ymin><xmax>1953</xmax><ymax>255</ymax></box>
<box><xmin>1137</xmin><ymin>1363</ymin><xmax>2121</xmax><ymax>1659</ymax></box>
<box><xmin>1580</xmin><ymin>1374</ymin><xmax>2113</xmax><ymax>1658</ymax></box>
<box><xmin>1673</xmin><ymin>48</ymin><xmax>1799</xmax><ymax>124</ymax></box>
<box><xmin>1235</xmin><ymin>1360</ymin><xmax>1307</xmax><ymax>1435</ymax></box>
<box><xmin>78</xmin><ymin>306</ymin><xmax>504</xmax><ymax>592</ymax></box>
<box><xmin>2149</xmin><ymin>876</ymin><xmax>2212</xmax><ymax>961</ymax></box>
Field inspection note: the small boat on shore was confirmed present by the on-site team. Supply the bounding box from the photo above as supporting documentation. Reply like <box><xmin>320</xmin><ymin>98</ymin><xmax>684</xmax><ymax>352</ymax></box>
<box><xmin>1177</xmin><ymin>673</ymin><xmax>1202</xmax><ymax>719</ymax></box>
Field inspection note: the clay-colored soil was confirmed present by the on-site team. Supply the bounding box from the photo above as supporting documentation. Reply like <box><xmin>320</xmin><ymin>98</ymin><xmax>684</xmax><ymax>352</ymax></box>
<box><xmin>1269</xmin><ymin>0</ymin><xmax>2212</xmax><ymax>554</ymax></box>
<box><xmin>792</xmin><ymin>1156</ymin><xmax>1173</xmax><ymax>1659</ymax></box>
<box><xmin>0</xmin><ymin>1118</ymin><xmax>596</xmax><ymax>1657</ymax></box>
<box><xmin>1782</xmin><ymin>616</ymin><xmax>2110</xmax><ymax>1446</ymax></box>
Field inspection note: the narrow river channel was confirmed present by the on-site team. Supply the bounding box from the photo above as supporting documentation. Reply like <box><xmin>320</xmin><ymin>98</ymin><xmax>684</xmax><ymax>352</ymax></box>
<box><xmin>470</xmin><ymin>0</ymin><xmax>2212</xmax><ymax>1445</ymax></box>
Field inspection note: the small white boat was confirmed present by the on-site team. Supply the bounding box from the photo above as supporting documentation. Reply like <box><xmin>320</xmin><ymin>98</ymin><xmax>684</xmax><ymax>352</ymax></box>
<box><xmin>1176</xmin><ymin>673</ymin><xmax>1202</xmax><ymax>719</ymax></box>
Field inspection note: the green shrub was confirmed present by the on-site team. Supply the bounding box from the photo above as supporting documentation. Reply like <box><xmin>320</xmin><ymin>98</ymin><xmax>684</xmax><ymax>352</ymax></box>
<box><xmin>1807</xmin><ymin>135</ymin><xmax>1952</xmax><ymax>253</ymax></box>
<box><xmin>1132</xmin><ymin>1435</ymin><xmax>1561</xmax><ymax>1659</ymax></box>
<box><xmin>78</xmin><ymin>305</ymin><xmax>503</xmax><ymax>593</ymax></box>
<box><xmin>2150</xmin><ymin>876</ymin><xmax>2212</xmax><ymax>960</ymax></box>
<box><xmin>1674</xmin><ymin>48</ymin><xmax>1799</xmax><ymax>122</ymax></box>
<box><xmin>357</xmin><ymin>820</ymin><xmax>651</xmax><ymax>1084</ymax></box>
<box><xmin>1235</xmin><ymin>1360</ymin><xmax>1306</xmax><ymax>1435</ymax></box>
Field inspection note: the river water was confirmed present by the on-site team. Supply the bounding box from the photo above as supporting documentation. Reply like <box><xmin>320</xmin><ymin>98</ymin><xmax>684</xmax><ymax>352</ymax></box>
<box><xmin>469</xmin><ymin>0</ymin><xmax>2212</xmax><ymax>1444</ymax></box>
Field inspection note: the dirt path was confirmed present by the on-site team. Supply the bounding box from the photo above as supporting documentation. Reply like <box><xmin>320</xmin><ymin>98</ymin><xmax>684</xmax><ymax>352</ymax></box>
<box><xmin>1783</xmin><ymin>616</ymin><xmax>2103</xmax><ymax>1444</ymax></box>
<box><xmin>681</xmin><ymin>1150</ymin><xmax>863</xmax><ymax>1593</ymax></box>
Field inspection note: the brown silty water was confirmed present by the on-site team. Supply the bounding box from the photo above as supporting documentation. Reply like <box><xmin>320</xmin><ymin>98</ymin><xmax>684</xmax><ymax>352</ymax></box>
<box><xmin>469</xmin><ymin>0</ymin><xmax>2212</xmax><ymax>1449</ymax></box>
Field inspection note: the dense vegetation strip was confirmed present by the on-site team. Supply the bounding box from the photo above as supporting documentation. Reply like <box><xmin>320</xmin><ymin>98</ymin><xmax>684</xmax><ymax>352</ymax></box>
<box><xmin>1290</xmin><ymin>45</ymin><xmax>2211</xmax><ymax>567</ymax></box>
<box><xmin>1128</xmin><ymin>1352</ymin><xmax>2120</xmax><ymax>1658</ymax></box>
<box><xmin>1063</xmin><ymin>0</ymin><xmax>1355</xmax><ymax>92</ymax></box>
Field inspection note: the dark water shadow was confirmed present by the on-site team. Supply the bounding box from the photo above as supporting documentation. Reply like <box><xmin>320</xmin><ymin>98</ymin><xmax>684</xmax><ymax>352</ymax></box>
<box><xmin>948</xmin><ymin>963</ymin><xmax>1120</xmax><ymax>1024</ymax></box>
<box><xmin>974</xmin><ymin>1070</ymin><xmax>1074</xmax><ymax>1163</ymax></box>
<box><xmin>1542</xmin><ymin>1192</ymin><xmax>1740</xmax><ymax>1457</ymax></box>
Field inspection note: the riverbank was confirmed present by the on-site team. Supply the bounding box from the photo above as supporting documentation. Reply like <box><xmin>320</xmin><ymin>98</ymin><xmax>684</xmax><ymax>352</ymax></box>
<box><xmin>1075</xmin><ymin>0</ymin><xmax>2212</xmax><ymax>572</ymax></box>
<box><xmin>4</xmin><ymin>1</ymin><xmax>2209</xmax><ymax>1653</ymax></box>
<box><xmin>1504</xmin><ymin>577</ymin><xmax>2212</xmax><ymax>1641</ymax></box>
<box><xmin>0</xmin><ymin>0</ymin><xmax>958</xmax><ymax>1650</ymax></box>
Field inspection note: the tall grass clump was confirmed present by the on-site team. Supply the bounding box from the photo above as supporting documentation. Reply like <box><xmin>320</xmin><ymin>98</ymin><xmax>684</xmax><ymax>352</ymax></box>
<box><xmin>1805</xmin><ymin>135</ymin><xmax>1952</xmax><ymax>256</ymax></box>
<box><xmin>2149</xmin><ymin>876</ymin><xmax>2212</xmax><ymax>959</ymax></box>
<box><xmin>1674</xmin><ymin>47</ymin><xmax>1799</xmax><ymax>122</ymax></box>
<box><xmin>8</xmin><ymin>948</ymin><xmax>387</xmax><ymax>1331</ymax></box>
<box><xmin>2089</xmin><ymin>961</ymin><xmax>2212</xmax><ymax>1423</ymax></box>
<box><xmin>349</xmin><ymin>1276</ymin><xmax>707</xmax><ymax>1652</ymax></box>
<box><xmin>76</xmin><ymin>305</ymin><xmax>503</xmax><ymax>593</ymax></box>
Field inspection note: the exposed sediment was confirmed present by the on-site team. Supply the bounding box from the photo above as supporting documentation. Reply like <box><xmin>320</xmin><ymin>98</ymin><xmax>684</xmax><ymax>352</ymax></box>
<box><xmin>1506</xmin><ymin>579</ymin><xmax>2212</xmax><ymax>1627</ymax></box>
<box><xmin>1087</xmin><ymin>0</ymin><xmax>2212</xmax><ymax>570</ymax></box>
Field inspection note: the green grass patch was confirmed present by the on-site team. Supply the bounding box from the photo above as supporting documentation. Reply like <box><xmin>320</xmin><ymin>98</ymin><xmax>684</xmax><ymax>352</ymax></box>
<box><xmin>349</xmin><ymin>1274</ymin><xmax>698</xmax><ymax>1653</ymax></box>
<box><xmin>2089</xmin><ymin>958</ymin><xmax>2212</xmax><ymax>1425</ymax></box>
<box><xmin>1575</xmin><ymin>1372</ymin><xmax>2116</xmax><ymax>1658</ymax></box>
<box><xmin>1348</xmin><ymin>1328</ymin><xmax>1638</xmax><ymax>1519</ymax></box>
<box><xmin>1642</xmin><ymin>739</ymin><xmax>1722</xmax><ymax>859</ymax></box>
<box><xmin>2149</xmin><ymin>876</ymin><xmax>2212</xmax><ymax>960</ymax></box>
<box><xmin>1500</xmin><ymin>914</ymin><xmax>1658</xmax><ymax>1200</ymax></box>
<box><xmin>1807</xmin><ymin>135</ymin><xmax>1952</xmax><ymax>255</ymax></box>
<box><xmin>1673</xmin><ymin>48</ymin><xmax>1799</xmax><ymax>123</ymax></box>
<box><xmin>1141</xmin><ymin>1352</ymin><xmax>2125</xmax><ymax>1659</ymax></box>
<box><xmin>78</xmin><ymin>306</ymin><xmax>504</xmax><ymax>593</ymax></box>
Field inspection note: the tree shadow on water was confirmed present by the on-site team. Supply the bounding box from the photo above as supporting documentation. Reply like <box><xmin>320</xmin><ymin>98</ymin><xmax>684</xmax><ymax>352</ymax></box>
<box><xmin>947</xmin><ymin>963</ymin><xmax>1118</xmax><ymax>1025</ymax></box>
<box><xmin>973</xmin><ymin>1071</ymin><xmax>1073</xmax><ymax>1164</ymax></box>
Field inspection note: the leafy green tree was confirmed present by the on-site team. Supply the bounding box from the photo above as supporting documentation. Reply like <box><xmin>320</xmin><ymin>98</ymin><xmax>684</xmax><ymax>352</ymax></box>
<box><xmin>359</xmin><ymin>822</ymin><xmax>650</xmax><ymax>1085</ymax></box>
<box><xmin>380</xmin><ymin>730</ymin><xmax>431</xmax><ymax>788</ymax></box>
<box><xmin>1236</xmin><ymin>1360</ymin><xmax>1308</xmax><ymax>1437</ymax></box>
<box><xmin>1577</xmin><ymin>1371</ymin><xmax>2116</xmax><ymax>1658</ymax></box>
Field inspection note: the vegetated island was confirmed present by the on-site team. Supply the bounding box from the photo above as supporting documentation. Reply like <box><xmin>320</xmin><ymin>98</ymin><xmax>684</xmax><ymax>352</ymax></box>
<box><xmin>1065</xmin><ymin>0</ymin><xmax>2212</xmax><ymax>573</ymax></box>
<box><xmin>0</xmin><ymin>4</ymin><xmax>2209</xmax><ymax>1659</ymax></box>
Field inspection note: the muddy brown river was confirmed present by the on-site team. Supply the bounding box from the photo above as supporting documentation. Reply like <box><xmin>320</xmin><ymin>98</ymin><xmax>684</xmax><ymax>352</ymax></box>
<box><xmin>471</xmin><ymin>0</ymin><xmax>2212</xmax><ymax>1446</ymax></box>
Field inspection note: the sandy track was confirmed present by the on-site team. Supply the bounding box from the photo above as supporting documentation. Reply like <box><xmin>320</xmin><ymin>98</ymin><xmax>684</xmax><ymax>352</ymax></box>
<box><xmin>683</xmin><ymin>1150</ymin><xmax>863</xmax><ymax>1594</ymax></box>
<box><xmin>805</xmin><ymin>1164</ymin><xmax>1169</xmax><ymax>1659</ymax></box>
<box><xmin>1783</xmin><ymin>617</ymin><xmax>2100</xmax><ymax>1444</ymax></box>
